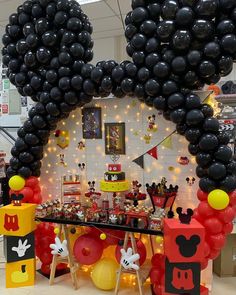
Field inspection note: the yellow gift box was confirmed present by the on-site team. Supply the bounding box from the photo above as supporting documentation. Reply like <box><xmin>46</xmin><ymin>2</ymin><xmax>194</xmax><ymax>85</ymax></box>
<box><xmin>6</xmin><ymin>258</ymin><xmax>35</xmax><ymax>288</ymax></box>
<box><xmin>0</xmin><ymin>204</ymin><xmax>36</xmax><ymax>237</ymax></box>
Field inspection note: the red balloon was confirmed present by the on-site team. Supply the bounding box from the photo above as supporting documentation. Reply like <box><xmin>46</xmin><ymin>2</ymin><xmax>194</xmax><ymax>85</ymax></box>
<box><xmin>218</xmin><ymin>206</ymin><xmax>236</xmax><ymax>224</ymax></box>
<box><xmin>73</xmin><ymin>234</ymin><xmax>104</xmax><ymax>265</ymax></box>
<box><xmin>32</xmin><ymin>193</ymin><xmax>42</xmax><ymax>204</ymax></box>
<box><xmin>41</xmin><ymin>264</ymin><xmax>51</xmax><ymax>275</ymax></box>
<box><xmin>198</xmin><ymin>201</ymin><xmax>215</xmax><ymax>218</ymax></box>
<box><xmin>115</xmin><ymin>239</ymin><xmax>147</xmax><ymax>266</ymax></box>
<box><xmin>208</xmin><ymin>233</ymin><xmax>226</xmax><ymax>250</ymax></box>
<box><xmin>152</xmin><ymin>283</ymin><xmax>161</xmax><ymax>295</ymax></box>
<box><xmin>192</xmin><ymin>209</ymin><xmax>203</xmax><ymax>224</ymax></box>
<box><xmin>151</xmin><ymin>253</ymin><xmax>165</xmax><ymax>269</ymax></box>
<box><xmin>150</xmin><ymin>267</ymin><xmax>162</xmax><ymax>284</ymax></box>
<box><xmin>229</xmin><ymin>190</ymin><xmax>236</xmax><ymax>206</ymax></box>
<box><xmin>208</xmin><ymin>248</ymin><xmax>220</xmax><ymax>260</ymax></box>
<box><xmin>40</xmin><ymin>251</ymin><xmax>53</xmax><ymax>265</ymax></box>
<box><xmin>102</xmin><ymin>229</ymin><xmax>125</xmax><ymax>246</ymax></box>
<box><xmin>33</xmin><ymin>185</ymin><xmax>41</xmax><ymax>194</ymax></box>
<box><xmin>200</xmin><ymin>258</ymin><xmax>209</xmax><ymax>270</ymax></box>
<box><xmin>204</xmin><ymin>217</ymin><xmax>223</xmax><ymax>234</ymax></box>
<box><xmin>56</xmin><ymin>263</ymin><xmax>68</xmax><ymax>270</ymax></box>
<box><xmin>197</xmin><ymin>189</ymin><xmax>208</xmax><ymax>201</ymax></box>
<box><xmin>204</xmin><ymin>242</ymin><xmax>210</xmax><ymax>257</ymax></box>
<box><xmin>223</xmin><ymin>222</ymin><xmax>233</xmax><ymax>234</ymax></box>
<box><xmin>25</xmin><ymin>176</ymin><xmax>39</xmax><ymax>188</ymax></box>
<box><xmin>19</xmin><ymin>187</ymin><xmax>34</xmax><ymax>202</ymax></box>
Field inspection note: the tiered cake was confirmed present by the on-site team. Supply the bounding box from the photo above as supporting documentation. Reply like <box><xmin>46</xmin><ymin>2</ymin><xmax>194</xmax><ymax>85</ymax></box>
<box><xmin>100</xmin><ymin>164</ymin><xmax>130</xmax><ymax>192</ymax></box>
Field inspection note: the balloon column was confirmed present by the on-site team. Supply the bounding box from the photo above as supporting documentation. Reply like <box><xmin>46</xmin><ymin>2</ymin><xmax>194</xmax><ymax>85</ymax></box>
<box><xmin>2</xmin><ymin>0</ymin><xmax>236</xmax><ymax>277</ymax></box>
<box><xmin>9</xmin><ymin>175</ymin><xmax>42</xmax><ymax>204</ymax></box>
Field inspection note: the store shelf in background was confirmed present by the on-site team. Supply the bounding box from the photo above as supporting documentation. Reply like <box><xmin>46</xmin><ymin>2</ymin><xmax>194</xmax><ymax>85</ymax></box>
<box><xmin>63</xmin><ymin>192</ymin><xmax>81</xmax><ymax>196</ymax></box>
<box><xmin>215</xmin><ymin>94</ymin><xmax>236</xmax><ymax>105</ymax></box>
<box><xmin>63</xmin><ymin>182</ymin><xmax>81</xmax><ymax>185</ymax></box>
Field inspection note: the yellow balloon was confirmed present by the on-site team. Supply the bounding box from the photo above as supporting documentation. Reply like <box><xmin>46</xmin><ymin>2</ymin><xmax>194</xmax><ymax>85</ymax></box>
<box><xmin>155</xmin><ymin>236</ymin><xmax>164</xmax><ymax>244</ymax></box>
<box><xmin>9</xmin><ymin>175</ymin><xmax>25</xmax><ymax>191</ymax></box>
<box><xmin>91</xmin><ymin>258</ymin><xmax>118</xmax><ymax>290</ymax></box>
<box><xmin>54</xmin><ymin>228</ymin><xmax>60</xmax><ymax>235</ymax></box>
<box><xmin>208</xmin><ymin>189</ymin><xmax>229</xmax><ymax>210</ymax></box>
<box><xmin>100</xmin><ymin>233</ymin><xmax>107</xmax><ymax>240</ymax></box>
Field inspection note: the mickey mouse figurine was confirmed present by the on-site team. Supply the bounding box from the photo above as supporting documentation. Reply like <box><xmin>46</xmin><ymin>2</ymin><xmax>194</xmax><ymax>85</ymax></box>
<box><xmin>85</xmin><ymin>181</ymin><xmax>101</xmax><ymax>212</ymax></box>
<box><xmin>125</xmin><ymin>181</ymin><xmax>146</xmax><ymax>207</ymax></box>
<box><xmin>11</xmin><ymin>193</ymin><xmax>24</xmax><ymax>206</ymax></box>
<box><xmin>147</xmin><ymin>114</ymin><xmax>157</xmax><ymax>132</ymax></box>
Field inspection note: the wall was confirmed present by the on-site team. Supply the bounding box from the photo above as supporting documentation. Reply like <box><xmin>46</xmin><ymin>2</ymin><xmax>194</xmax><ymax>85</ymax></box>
<box><xmin>40</xmin><ymin>97</ymin><xmax>199</xmax><ymax>210</ymax></box>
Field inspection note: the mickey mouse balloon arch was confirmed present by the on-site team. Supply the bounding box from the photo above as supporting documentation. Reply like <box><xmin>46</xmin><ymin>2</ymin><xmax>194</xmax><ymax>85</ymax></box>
<box><xmin>3</xmin><ymin>0</ymin><xmax>236</xmax><ymax>262</ymax></box>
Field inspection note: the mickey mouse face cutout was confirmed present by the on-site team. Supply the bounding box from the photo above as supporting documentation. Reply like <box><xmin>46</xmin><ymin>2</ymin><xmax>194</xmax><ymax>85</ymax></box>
<box><xmin>176</xmin><ymin>235</ymin><xmax>200</xmax><ymax>258</ymax></box>
<box><xmin>3</xmin><ymin>0</ymin><xmax>236</xmax><ymax>196</ymax></box>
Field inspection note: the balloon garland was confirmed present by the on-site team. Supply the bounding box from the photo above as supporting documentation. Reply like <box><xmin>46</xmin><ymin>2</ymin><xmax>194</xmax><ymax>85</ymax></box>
<box><xmin>2</xmin><ymin>0</ymin><xmax>236</xmax><ymax>271</ymax></box>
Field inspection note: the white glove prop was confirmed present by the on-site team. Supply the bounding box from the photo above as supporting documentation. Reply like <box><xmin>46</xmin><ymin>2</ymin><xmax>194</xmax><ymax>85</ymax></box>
<box><xmin>50</xmin><ymin>237</ymin><xmax>68</xmax><ymax>258</ymax></box>
<box><xmin>120</xmin><ymin>247</ymin><xmax>140</xmax><ymax>271</ymax></box>
<box><xmin>109</xmin><ymin>214</ymin><xmax>118</xmax><ymax>224</ymax></box>
<box><xmin>12</xmin><ymin>239</ymin><xmax>31</xmax><ymax>258</ymax></box>
<box><xmin>77</xmin><ymin>211</ymin><xmax>84</xmax><ymax>220</ymax></box>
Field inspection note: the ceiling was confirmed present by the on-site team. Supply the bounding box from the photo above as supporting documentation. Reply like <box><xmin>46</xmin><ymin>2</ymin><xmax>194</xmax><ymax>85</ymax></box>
<box><xmin>0</xmin><ymin>0</ymin><xmax>131</xmax><ymax>39</ymax></box>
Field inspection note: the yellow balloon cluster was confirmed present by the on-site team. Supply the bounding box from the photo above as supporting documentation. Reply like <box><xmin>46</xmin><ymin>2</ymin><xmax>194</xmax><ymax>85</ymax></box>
<box><xmin>91</xmin><ymin>258</ymin><xmax>118</xmax><ymax>290</ymax></box>
<box><xmin>208</xmin><ymin>189</ymin><xmax>230</xmax><ymax>210</ymax></box>
<box><xmin>9</xmin><ymin>175</ymin><xmax>25</xmax><ymax>191</ymax></box>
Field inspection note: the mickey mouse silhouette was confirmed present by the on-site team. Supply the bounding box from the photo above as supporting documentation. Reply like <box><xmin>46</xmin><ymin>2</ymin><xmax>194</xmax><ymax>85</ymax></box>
<box><xmin>3</xmin><ymin>0</ymin><xmax>236</xmax><ymax>198</ymax></box>
<box><xmin>176</xmin><ymin>207</ymin><xmax>193</xmax><ymax>225</ymax></box>
<box><xmin>176</xmin><ymin>235</ymin><xmax>201</xmax><ymax>258</ymax></box>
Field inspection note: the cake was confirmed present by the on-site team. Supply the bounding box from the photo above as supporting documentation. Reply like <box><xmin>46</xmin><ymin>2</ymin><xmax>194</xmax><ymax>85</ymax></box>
<box><xmin>100</xmin><ymin>164</ymin><xmax>130</xmax><ymax>192</ymax></box>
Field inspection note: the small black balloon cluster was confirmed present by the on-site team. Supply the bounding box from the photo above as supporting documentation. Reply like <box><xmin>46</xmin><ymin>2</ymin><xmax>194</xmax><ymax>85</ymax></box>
<box><xmin>2</xmin><ymin>0</ymin><xmax>236</xmax><ymax>193</ymax></box>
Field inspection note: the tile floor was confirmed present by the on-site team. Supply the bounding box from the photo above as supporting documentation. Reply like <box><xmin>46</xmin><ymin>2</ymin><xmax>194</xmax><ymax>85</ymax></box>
<box><xmin>0</xmin><ymin>238</ymin><xmax>235</xmax><ymax>295</ymax></box>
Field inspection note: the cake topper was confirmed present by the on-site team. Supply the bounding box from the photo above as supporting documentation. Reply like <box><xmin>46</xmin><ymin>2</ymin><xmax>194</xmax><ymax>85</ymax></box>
<box><xmin>110</xmin><ymin>153</ymin><xmax>120</xmax><ymax>164</ymax></box>
<box><xmin>176</xmin><ymin>207</ymin><xmax>193</xmax><ymax>224</ymax></box>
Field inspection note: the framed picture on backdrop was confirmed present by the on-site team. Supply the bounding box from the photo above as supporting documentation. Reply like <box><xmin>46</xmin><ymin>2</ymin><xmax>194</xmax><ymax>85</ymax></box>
<box><xmin>82</xmin><ymin>107</ymin><xmax>102</xmax><ymax>139</ymax></box>
<box><xmin>105</xmin><ymin>122</ymin><xmax>126</xmax><ymax>155</ymax></box>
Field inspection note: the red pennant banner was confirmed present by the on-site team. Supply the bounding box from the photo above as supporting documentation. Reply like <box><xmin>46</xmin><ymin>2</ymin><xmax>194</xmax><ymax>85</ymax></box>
<box><xmin>147</xmin><ymin>146</ymin><xmax>158</xmax><ymax>159</ymax></box>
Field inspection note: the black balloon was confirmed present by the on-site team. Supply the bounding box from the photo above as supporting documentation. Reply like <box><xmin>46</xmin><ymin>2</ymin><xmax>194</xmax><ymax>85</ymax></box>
<box><xmin>186</xmin><ymin>109</ymin><xmax>205</xmax><ymax>126</ymax></box>
<box><xmin>203</xmin><ymin>117</ymin><xmax>219</xmax><ymax>133</ymax></box>
<box><xmin>185</xmin><ymin>128</ymin><xmax>202</xmax><ymax>143</ymax></box>
<box><xmin>2</xmin><ymin>0</ymin><xmax>236</xmax><ymax>194</ymax></box>
<box><xmin>199</xmin><ymin>177</ymin><xmax>216</xmax><ymax>192</ymax></box>
<box><xmin>214</xmin><ymin>145</ymin><xmax>232</xmax><ymax>163</ymax></box>
<box><xmin>208</xmin><ymin>162</ymin><xmax>227</xmax><ymax>180</ymax></box>
<box><xmin>199</xmin><ymin>133</ymin><xmax>219</xmax><ymax>151</ymax></box>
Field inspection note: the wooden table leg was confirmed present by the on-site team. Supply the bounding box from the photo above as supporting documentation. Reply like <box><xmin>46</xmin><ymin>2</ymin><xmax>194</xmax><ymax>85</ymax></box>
<box><xmin>115</xmin><ymin>232</ymin><xmax>129</xmax><ymax>295</ymax></box>
<box><xmin>49</xmin><ymin>224</ymin><xmax>62</xmax><ymax>286</ymax></box>
<box><xmin>130</xmin><ymin>233</ymin><xmax>143</xmax><ymax>295</ymax></box>
<box><xmin>149</xmin><ymin>235</ymin><xmax>155</xmax><ymax>256</ymax></box>
<box><xmin>49</xmin><ymin>224</ymin><xmax>79</xmax><ymax>290</ymax></box>
<box><xmin>63</xmin><ymin>225</ymin><xmax>79</xmax><ymax>290</ymax></box>
<box><xmin>49</xmin><ymin>254</ymin><xmax>58</xmax><ymax>285</ymax></box>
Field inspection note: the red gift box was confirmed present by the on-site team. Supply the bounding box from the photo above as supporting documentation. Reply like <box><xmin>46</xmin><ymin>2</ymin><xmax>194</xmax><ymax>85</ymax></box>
<box><xmin>164</xmin><ymin>218</ymin><xmax>205</xmax><ymax>263</ymax></box>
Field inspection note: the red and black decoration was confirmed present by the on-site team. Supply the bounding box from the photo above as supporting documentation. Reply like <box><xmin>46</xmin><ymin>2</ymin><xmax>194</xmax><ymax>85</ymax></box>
<box><xmin>164</xmin><ymin>210</ymin><xmax>205</xmax><ymax>295</ymax></box>
<box><xmin>2</xmin><ymin>0</ymin><xmax>236</xmax><ymax>284</ymax></box>
<box><xmin>165</xmin><ymin>260</ymin><xmax>201</xmax><ymax>295</ymax></box>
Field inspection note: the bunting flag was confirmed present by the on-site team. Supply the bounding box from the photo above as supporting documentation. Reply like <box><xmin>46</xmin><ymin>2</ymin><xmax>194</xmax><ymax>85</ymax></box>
<box><xmin>132</xmin><ymin>130</ymin><xmax>176</xmax><ymax>169</ymax></box>
<box><xmin>161</xmin><ymin>136</ymin><xmax>173</xmax><ymax>149</ymax></box>
<box><xmin>147</xmin><ymin>146</ymin><xmax>158</xmax><ymax>159</ymax></box>
<box><xmin>132</xmin><ymin>155</ymin><xmax>144</xmax><ymax>169</ymax></box>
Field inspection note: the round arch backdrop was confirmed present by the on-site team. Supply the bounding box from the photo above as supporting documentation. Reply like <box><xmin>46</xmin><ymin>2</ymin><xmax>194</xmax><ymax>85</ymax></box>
<box><xmin>2</xmin><ymin>0</ymin><xmax>236</xmax><ymax>272</ymax></box>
